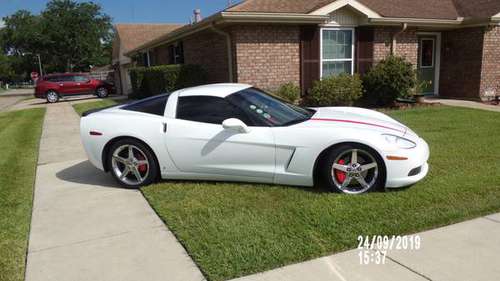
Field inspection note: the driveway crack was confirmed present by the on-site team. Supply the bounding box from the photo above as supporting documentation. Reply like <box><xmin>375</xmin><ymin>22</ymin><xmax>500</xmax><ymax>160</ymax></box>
<box><xmin>29</xmin><ymin>225</ymin><xmax>165</xmax><ymax>254</ymax></box>
<box><xmin>483</xmin><ymin>216</ymin><xmax>500</xmax><ymax>224</ymax></box>
<box><xmin>386</xmin><ymin>255</ymin><xmax>433</xmax><ymax>281</ymax></box>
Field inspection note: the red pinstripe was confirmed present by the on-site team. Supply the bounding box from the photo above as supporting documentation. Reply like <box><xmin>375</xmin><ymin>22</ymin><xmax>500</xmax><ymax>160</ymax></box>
<box><xmin>310</xmin><ymin>118</ymin><xmax>405</xmax><ymax>133</ymax></box>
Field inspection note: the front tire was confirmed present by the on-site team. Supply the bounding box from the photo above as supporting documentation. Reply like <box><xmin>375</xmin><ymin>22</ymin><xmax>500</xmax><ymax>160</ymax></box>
<box><xmin>322</xmin><ymin>144</ymin><xmax>385</xmax><ymax>194</ymax></box>
<box><xmin>96</xmin><ymin>87</ymin><xmax>109</xmax><ymax>98</ymax></box>
<box><xmin>46</xmin><ymin>90</ymin><xmax>59</xmax><ymax>103</ymax></box>
<box><xmin>107</xmin><ymin>139</ymin><xmax>159</xmax><ymax>189</ymax></box>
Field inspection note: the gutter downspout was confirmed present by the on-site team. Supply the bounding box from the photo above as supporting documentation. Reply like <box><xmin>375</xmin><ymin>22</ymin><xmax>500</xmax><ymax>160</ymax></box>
<box><xmin>210</xmin><ymin>23</ymin><xmax>234</xmax><ymax>82</ymax></box>
<box><xmin>391</xmin><ymin>23</ymin><xmax>408</xmax><ymax>55</ymax></box>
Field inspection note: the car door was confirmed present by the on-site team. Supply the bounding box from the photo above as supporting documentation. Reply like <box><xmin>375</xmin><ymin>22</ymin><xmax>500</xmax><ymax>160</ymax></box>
<box><xmin>165</xmin><ymin>96</ymin><xmax>276</xmax><ymax>179</ymax></box>
<box><xmin>73</xmin><ymin>75</ymin><xmax>93</xmax><ymax>94</ymax></box>
<box><xmin>57</xmin><ymin>75</ymin><xmax>79</xmax><ymax>95</ymax></box>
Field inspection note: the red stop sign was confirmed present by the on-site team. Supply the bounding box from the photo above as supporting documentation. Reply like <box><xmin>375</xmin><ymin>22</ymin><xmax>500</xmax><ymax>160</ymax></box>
<box><xmin>31</xmin><ymin>72</ymin><xmax>39</xmax><ymax>80</ymax></box>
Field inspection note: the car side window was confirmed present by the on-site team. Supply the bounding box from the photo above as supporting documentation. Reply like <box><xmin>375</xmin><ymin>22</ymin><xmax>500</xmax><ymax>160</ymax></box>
<box><xmin>176</xmin><ymin>96</ymin><xmax>252</xmax><ymax>125</ymax></box>
<box><xmin>73</xmin><ymin>75</ymin><xmax>89</xmax><ymax>82</ymax></box>
<box><xmin>46</xmin><ymin>76</ymin><xmax>60</xmax><ymax>82</ymax></box>
<box><xmin>58</xmin><ymin>76</ymin><xmax>73</xmax><ymax>82</ymax></box>
<box><xmin>122</xmin><ymin>95</ymin><xmax>169</xmax><ymax>116</ymax></box>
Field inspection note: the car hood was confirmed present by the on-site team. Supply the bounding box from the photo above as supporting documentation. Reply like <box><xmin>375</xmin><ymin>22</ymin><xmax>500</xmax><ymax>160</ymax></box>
<box><xmin>300</xmin><ymin>107</ymin><xmax>412</xmax><ymax>137</ymax></box>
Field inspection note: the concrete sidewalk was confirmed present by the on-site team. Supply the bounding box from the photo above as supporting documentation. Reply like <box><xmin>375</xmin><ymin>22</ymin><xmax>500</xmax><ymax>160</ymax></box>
<box><xmin>0</xmin><ymin>88</ymin><xmax>34</xmax><ymax>97</ymax></box>
<box><xmin>26</xmin><ymin>102</ymin><xmax>205</xmax><ymax>281</ymax></box>
<box><xmin>231</xmin><ymin>213</ymin><xmax>500</xmax><ymax>281</ymax></box>
<box><xmin>425</xmin><ymin>97</ymin><xmax>500</xmax><ymax>112</ymax></box>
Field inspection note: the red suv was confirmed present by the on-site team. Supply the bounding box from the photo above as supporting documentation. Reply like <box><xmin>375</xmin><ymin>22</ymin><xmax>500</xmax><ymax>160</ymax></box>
<box><xmin>35</xmin><ymin>73</ymin><xmax>115</xmax><ymax>103</ymax></box>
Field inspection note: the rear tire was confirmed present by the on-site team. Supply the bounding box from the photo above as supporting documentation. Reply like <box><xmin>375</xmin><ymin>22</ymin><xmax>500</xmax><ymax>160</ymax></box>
<box><xmin>96</xmin><ymin>87</ymin><xmax>109</xmax><ymax>98</ymax></box>
<box><xmin>321</xmin><ymin>144</ymin><xmax>385</xmax><ymax>194</ymax></box>
<box><xmin>107</xmin><ymin>138</ymin><xmax>159</xmax><ymax>189</ymax></box>
<box><xmin>46</xmin><ymin>90</ymin><xmax>59</xmax><ymax>103</ymax></box>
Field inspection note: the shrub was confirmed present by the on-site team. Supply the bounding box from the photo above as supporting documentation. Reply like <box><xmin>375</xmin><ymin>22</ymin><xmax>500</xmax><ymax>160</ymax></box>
<box><xmin>305</xmin><ymin>73</ymin><xmax>363</xmax><ymax>106</ymax></box>
<box><xmin>129</xmin><ymin>64</ymin><xmax>208</xmax><ymax>99</ymax></box>
<box><xmin>362</xmin><ymin>55</ymin><xmax>417</xmax><ymax>106</ymax></box>
<box><xmin>275</xmin><ymin>82</ymin><xmax>300</xmax><ymax>103</ymax></box>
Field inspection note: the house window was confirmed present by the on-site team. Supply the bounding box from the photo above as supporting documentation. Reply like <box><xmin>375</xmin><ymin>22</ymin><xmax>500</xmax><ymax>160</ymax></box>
<box><xmin>320</xmin><ymin>28</ymin><xmax>354</xmax><ymax>77</ymax></box>
<box><xmin>168</xmin><ymin>42</ymin><xmax>185</xmax><ymax>64</ymax></box>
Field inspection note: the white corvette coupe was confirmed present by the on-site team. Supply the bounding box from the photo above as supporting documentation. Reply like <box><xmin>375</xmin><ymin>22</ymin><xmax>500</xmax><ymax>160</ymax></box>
<box><xmin>80</xmin><ymin>84</ymin><xmax>429</xmax><ymax>194</ymax></box>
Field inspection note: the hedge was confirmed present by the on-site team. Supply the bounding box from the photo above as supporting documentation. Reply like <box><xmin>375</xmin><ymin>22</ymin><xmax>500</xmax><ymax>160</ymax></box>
<box><xmin>304</xmin><ymin>73</ymin><xmax>363</xmax><ymax>107</ymax></box>
<box><xmin>129</xmin><ymin>64</ymin><xmax>208</xmax><ymax>99</ymax></box>
<box><xmin>362</xmin><ymin>55</ymin><xmax>417</xmax><ymax>106</ymax></box>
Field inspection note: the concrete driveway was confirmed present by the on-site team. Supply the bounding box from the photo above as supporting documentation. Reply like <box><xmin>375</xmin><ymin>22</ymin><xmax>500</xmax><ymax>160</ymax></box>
<box><xmin>0</xmin><ymin>88</ymin><xmax>34</xmax><ymax>111</ymax></box>
<box><xmin>26</xmin><ymin>102</ymin><xmax>205</xmax><ymax>281</ymax></box>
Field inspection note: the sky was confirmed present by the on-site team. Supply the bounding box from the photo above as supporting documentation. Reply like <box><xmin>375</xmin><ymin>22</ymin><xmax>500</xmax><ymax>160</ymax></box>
<box><xmin>0</xmin><ymin>0</ymin><xmax>241</xmax><ymax>24</ymax></box>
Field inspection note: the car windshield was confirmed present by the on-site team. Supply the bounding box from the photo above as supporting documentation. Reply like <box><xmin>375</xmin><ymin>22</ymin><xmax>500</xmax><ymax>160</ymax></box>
<box><xmin>226</xmin><ymin>87</ymin><xmax>315</xmax><ymax>127</ymax></box>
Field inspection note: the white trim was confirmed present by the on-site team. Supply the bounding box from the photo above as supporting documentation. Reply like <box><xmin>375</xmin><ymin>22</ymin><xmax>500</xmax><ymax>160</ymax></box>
<box><xmin>369</xmin><ymin>17</ymin><xmax>462</xmax><ymax>26</ymax></box>
<box><xmin>417</xmin><ymin>32</ymin><xmax>441</xmax><ymax>96</ymax></box>
<box><xmin>146</xmin><ymin>50</ymin><xmax>151</xmax><ymax>67</ymax></box>
<box><xmin>319</xmin><ymin>28</ymin><xmax>355</xmax><ymax>78</ymax></box>
<box><xmin>310</xmin><ymin>0</ymin><xmax>381</xmax><ymax>18</ymax></box>
<box><xmin>419</xmin><ymin>38</ymin><xmax>435</xmax><ymax>68</ymax></box>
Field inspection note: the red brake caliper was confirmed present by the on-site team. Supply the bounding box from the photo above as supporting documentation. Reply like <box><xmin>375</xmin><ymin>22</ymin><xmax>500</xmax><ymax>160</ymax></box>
<box><xmin>335</xmin><ymin>159</ymin><xmax>347</xmax><ymax>183</ymax></box>
<box><xmin>135</xmin><ymin>153</ymin><xmax>147</xmax><ymax>173</ymax></box>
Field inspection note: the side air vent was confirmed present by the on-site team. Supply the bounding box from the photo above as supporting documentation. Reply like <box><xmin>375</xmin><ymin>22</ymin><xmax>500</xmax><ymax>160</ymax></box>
<box><xmin>408</xmin><ymin>166</ymin><xmax>422</xmax><ymax>177</ymax></box>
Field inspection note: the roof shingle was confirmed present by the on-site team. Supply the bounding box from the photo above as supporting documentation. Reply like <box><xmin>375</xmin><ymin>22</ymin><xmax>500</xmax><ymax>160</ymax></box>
<box><xmin>452</xmin><ymin>0</ymin><xmax>500</xmax><ymax>18</ymax></box>
<box><xmin>227</xmin><ymin>0</ymin><xmax>500</xmax><ymax>20</ymax></box>
<box><xmin>114</xmin><ymin>24</ymin><xmax>184</xmax><ymax>55</ymax></box>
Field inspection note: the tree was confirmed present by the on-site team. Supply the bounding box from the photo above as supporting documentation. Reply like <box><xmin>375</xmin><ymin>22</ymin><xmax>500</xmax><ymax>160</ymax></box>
<box><xmin>41</xmin><ymin>0</ymin><xmax>113</xmax><ymax>72</ymax></box>
<box><xmin>0</xmin><ymin>0</ymin><xmax>113</xmax><ymax>76</ymax></box>
<box><xmin>0</xmin><ymin>53</ymin><xmax>15</xmax><ymax>83</ymax></box>
<box><xmin>0</xmin><ymin>10</ymin><xmax>43</xmax><ymax>56</ymax></box>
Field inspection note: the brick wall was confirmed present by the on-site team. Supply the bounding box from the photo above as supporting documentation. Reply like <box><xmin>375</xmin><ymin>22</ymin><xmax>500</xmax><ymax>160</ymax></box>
<box><xmin>231</xmin><ymin>25</ymin><xmax>301</xmax><ymax>91</ymax></box>
<box><xmin>151</xmin><ymin>44</ymin><xmax>170</xmax><ymax>66</ymax></box>
<box><xmin>480</xmin><ymin>25</ymin><xmax>500</xmax><ymax>100</ymax></box>
<box><xmin>183</xmin><ymin>30</ymin><xmax>229</xmax><ymax>83</ymax></box>
<box><xmin>440</xmin><ymin>27</ymin><xmax>485</xmax><ymax>99</ymax></box>
<box><xmin>373</xmin><ymin>27</ymin><xmax>418</xmax><ymax>66</ymax></box>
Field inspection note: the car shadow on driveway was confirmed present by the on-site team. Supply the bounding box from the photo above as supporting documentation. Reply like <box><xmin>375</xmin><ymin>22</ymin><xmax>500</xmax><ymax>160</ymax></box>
<box><xmin>56</xmin><ymin>160</ymin><xmax>122</xmax><ymax>189</ymax></box>
<box><xmin>56</xmin><ymin>160</ymin><xmax>334</xmax><ymax>194</ymax></box>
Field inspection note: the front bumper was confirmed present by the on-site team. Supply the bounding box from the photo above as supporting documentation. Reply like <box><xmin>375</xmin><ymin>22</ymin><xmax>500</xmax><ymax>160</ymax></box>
<box><xmin>384</xmin><ymin>138</ymin><xmax>430</xmax><ymax>188</ymax></box>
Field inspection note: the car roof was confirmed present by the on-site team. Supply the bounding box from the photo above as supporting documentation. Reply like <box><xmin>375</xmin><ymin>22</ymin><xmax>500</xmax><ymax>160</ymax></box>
<box><xmin>176</xmin><ymin>83</ymin><xmax>252</xmax><ymax>98</ymax></box>
<box><xmin>44</xmin><ymin>73</ymin><xmax>88</xmax><ymax>77</ymax></box>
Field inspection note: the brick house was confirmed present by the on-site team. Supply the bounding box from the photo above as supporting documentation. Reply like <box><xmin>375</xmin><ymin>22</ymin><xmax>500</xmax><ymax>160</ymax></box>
<box><xmin>125</xmin><ymin>0</ymin><xmax>500</xmax><ymax>100</ymax></box>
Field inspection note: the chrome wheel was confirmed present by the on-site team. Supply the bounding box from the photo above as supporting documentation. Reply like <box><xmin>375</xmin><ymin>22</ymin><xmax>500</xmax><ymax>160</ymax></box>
<box><xmin>111</xmin><ymin>144</ymin><xmax>150</xmax><ymax>186</ymax></box>
<box><xmin>96</xmin><ymin>87</ymin><xmax>108</xmax><ymax>98</ymax></box>
<box><xmin>46</xmin><ymin>91</ymin><xmax>59</xmax><ymax>103</ymax></box>
<box><xmin>331</xmin><ymin>149</ymin><xmax>379</xmax><ymax>194</ymax></box>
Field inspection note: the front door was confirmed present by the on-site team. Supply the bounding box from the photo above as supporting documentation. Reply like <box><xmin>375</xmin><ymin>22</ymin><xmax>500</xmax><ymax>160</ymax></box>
<box><xmin>417</xmin><ymin>36</ymin><xmax>437</xmax><ymax>95</ymax></box>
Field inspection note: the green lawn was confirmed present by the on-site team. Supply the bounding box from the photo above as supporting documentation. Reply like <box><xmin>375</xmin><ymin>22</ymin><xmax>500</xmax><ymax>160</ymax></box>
<box><xmin>142</xmin><ymin>106</ymin><xmax>500</xmax><ymax>281</ymax></box>
<box><xmin>72</xmin><ymin>99</ymin><xmax>118</xmax><ymax>116</ymax></box>
<box><xmin>0</xmin><ymin>108</ymin><xmax>45</xmax><ymax>281</ymax></box>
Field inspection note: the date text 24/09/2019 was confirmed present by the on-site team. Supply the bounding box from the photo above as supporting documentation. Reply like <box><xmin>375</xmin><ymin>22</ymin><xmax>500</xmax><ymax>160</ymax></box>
<box><xmin>357</xmin><ymin>235</ymin><xmax>421</xmax><ymax>265</ymax></box>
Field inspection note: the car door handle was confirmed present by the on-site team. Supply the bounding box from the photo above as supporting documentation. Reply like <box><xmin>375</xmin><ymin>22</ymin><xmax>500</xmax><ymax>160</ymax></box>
<box><xmin>59</xmin><ymin>84</ymin><xmax>63</xmax><ymax>86</ymax></box>
<box><xmin>77</xmin><ymin>83</ymin><xmax>81</xmax><ymax>86</ymax></box>
<box><xmin>162</xmin><ymin>123</ymin><xmax>167</xmax><ymax>133</ymax></box>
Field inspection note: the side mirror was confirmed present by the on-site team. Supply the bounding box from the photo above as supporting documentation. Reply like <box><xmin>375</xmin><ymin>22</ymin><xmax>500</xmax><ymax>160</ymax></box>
<box><xmin>222</xmin><ymin>118</ymin><xmax>251</xmax><ymax>133</ymax></box>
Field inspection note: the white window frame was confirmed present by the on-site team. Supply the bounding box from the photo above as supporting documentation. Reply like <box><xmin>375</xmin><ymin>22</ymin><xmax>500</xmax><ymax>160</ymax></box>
<box><xmin>320</xmin><ymin>27</ymin><xmax>355</xmax><ymax>78</ymax></box>
<box><xmin>419</xmin><ymin>38</ymin><xmax>435</xmax><ymax>69</ymax></box>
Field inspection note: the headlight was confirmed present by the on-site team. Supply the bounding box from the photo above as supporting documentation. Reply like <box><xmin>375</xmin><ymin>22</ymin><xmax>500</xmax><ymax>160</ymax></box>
<box><xmin>383</xmin><ymin>134</ymin><xmax>416</xmax><ymax>149</ymax></box>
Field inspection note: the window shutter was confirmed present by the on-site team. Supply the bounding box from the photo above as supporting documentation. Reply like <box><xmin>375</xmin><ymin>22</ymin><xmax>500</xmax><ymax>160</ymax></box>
<box><xmin>168</xmin><ymin>45</ymin><xmax>175</xmax><ymax>64</ymax></box>
<box><xmin>355</xmin><ymin>27</ymin><xmax>374</xmax><ymax>75</ymax></box>
<box><xmin>300</xmin><ymin>26</ymin><xmax>320</xmax><ymax>96</ymax></box>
